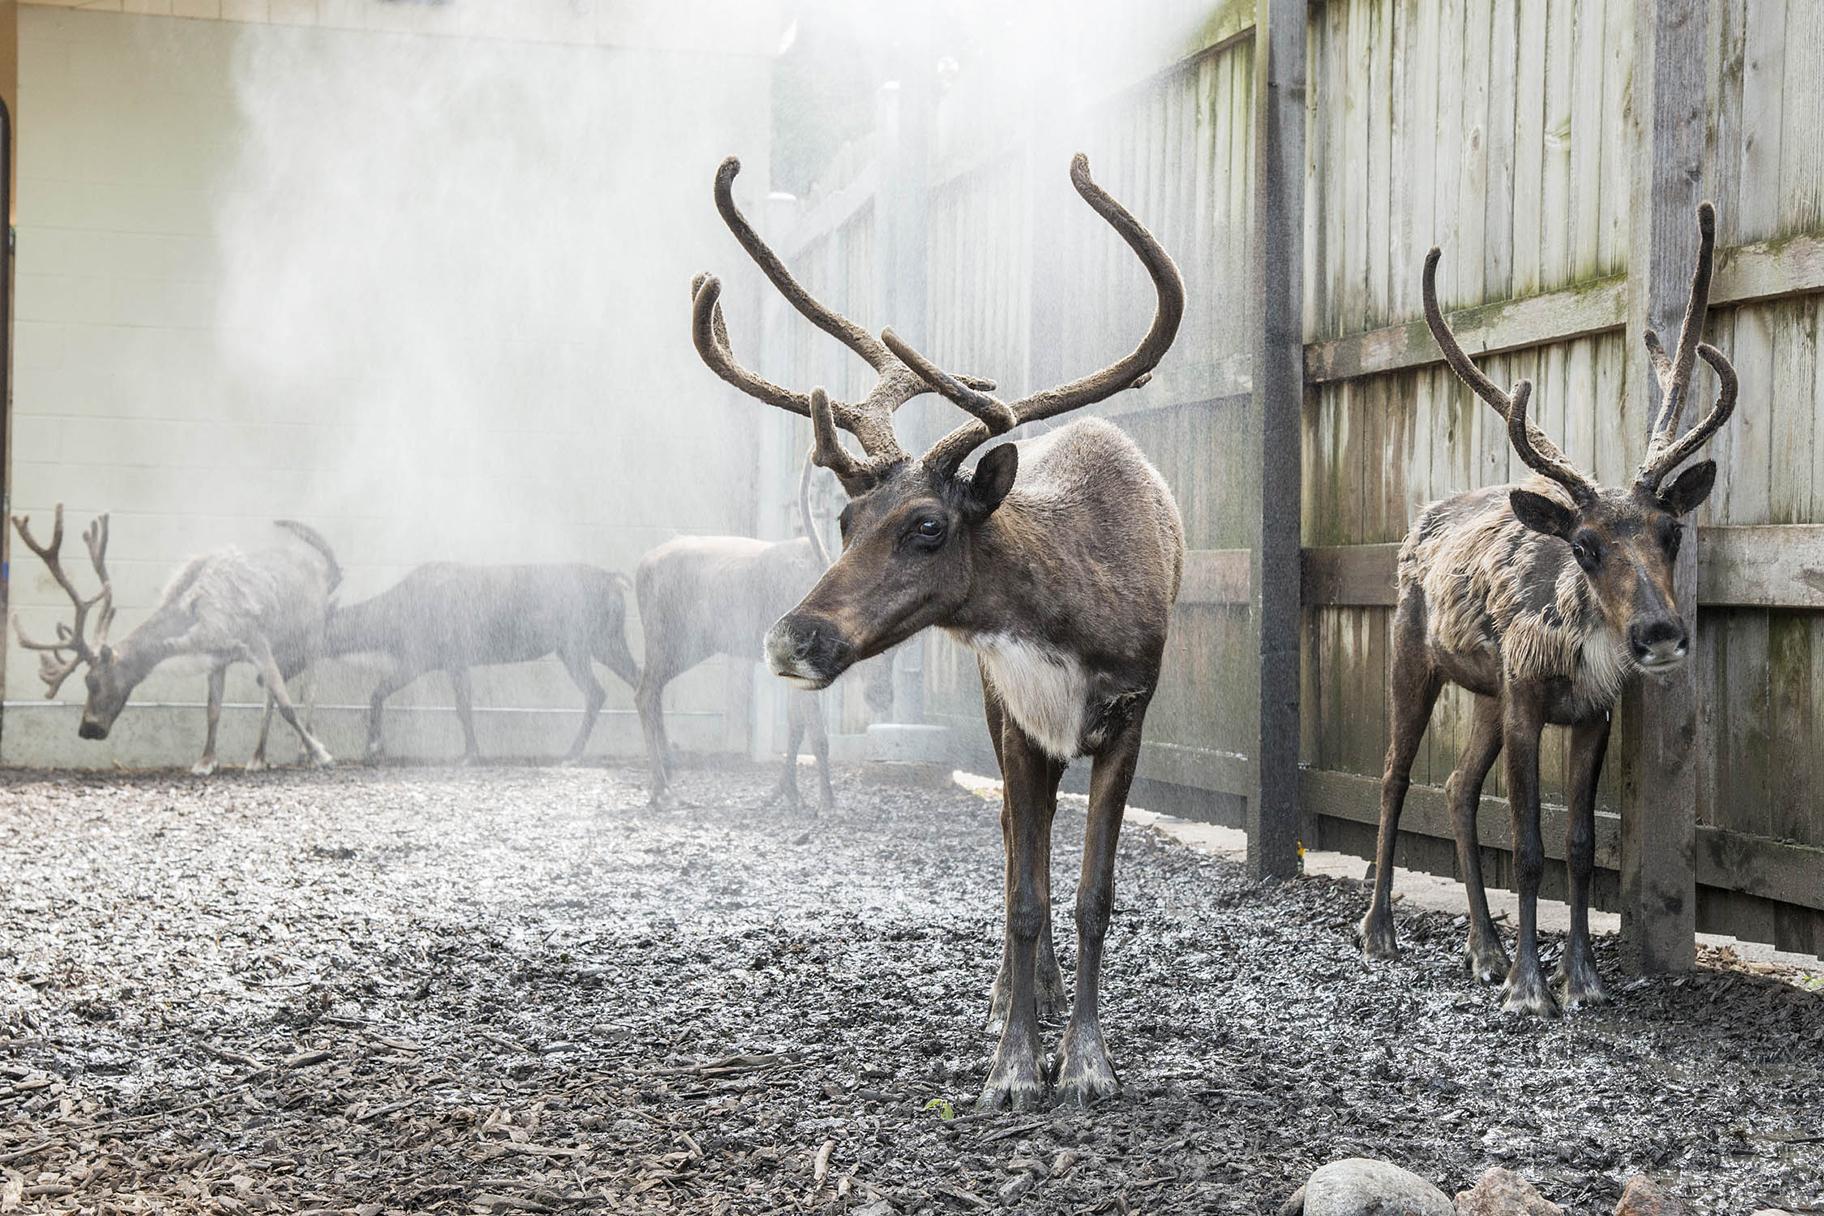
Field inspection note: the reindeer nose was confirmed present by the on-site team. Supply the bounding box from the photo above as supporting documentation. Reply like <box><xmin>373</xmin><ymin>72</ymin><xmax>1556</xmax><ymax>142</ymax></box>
<box><xmin>1630</xmin><ymin>617</ymin><xmax>1688</xmax><ymax>671</ymax></box>
<box><xmin>78</xmin><ymin>719</ymin><xmax>108</xmax><ymax>740</ymax></box>
<box><xmin>765</xmin><ymin>612</ymin><xmax>854</xmax><ymax>686</ymax></box>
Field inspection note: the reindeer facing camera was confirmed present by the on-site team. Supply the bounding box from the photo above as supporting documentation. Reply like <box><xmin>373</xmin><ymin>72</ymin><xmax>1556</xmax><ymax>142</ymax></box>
<box><xmin>1360</xmin><ymin>205</ymin><xmax>1736</xmax><ymax>1017</ymax></box>
<box><xmin>691</xmin><ymin>154</ymin><xmax>1184</xmax><ymax>1109</ymax></box>
<box><xmin>9</xmin><ymin>506</ymin><xmax>340</xmax><ymax>773</ymax></box>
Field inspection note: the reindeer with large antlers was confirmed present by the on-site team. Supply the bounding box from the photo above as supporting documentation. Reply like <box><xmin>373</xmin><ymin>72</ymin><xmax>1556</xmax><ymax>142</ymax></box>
<box><xmin>692</xmin><ymin>154</ymin><xmax>1184</xmax><ymax>1108</ymax></box>
<box><xmin>10</xmin><ymin>507</ymin><xmax>341</xmax><ymax>773</ymax></box>
<box><xmin>1360</xmin><ymin>205</ymin><xmax>1736</xmax><ymax>1016</ymax></box>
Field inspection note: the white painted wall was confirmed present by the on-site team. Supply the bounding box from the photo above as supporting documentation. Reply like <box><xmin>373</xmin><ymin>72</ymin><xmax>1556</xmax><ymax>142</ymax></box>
<box><xmin>5</xmin><ymin>3</ymin><xmax>780</xmax><ymax>768</ymax></box>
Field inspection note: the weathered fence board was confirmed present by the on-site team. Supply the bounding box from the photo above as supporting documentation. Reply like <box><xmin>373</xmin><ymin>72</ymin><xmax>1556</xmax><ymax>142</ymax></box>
<box><xmin>771</xmin><ymin>0</ymin><xmax>1824</xmax><ymax>957</ymax></box>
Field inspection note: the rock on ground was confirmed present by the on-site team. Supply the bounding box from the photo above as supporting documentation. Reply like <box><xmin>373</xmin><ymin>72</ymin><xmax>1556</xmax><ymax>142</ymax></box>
<box><xmin>1614</xmin><ymin>1177</ymin><xmax>1690</xmax><ymax>1216</ymax></box>
<box><xmin>1456</xmin><ymin>1167</ymin><xmax>1563</xmax><ymax>1215</ymax></box>
<box><xmin>1293</xmin><ymin>1157</ymin><xmax>1454</xmax><ymax>1216</ymax></box>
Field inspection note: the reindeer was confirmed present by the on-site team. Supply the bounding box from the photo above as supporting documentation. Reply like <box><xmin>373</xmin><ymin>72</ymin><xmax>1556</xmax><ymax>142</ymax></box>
<box><xmin>10</xmin><ymin>507</ymin><xmax>340</xmax><ymax>774</ymax></box>
<box><xmin>690</xmin><ymin>153</ymin><xmax>1184</xmax><ymax>1109</ymax></box>
<box><xmin>635</xmin><ymin>458</ymin><xmax>881</xmax><ymax>810</ymax></box>
<box><xmin>1359</xmin><ymin>205</ymin><xmax>1735</xmax><ymax>1017</ymax></box>
<box><xmin>323</xmin><ymin>563</ymin><xmax>642</xmax><ymax>765</ymax></box>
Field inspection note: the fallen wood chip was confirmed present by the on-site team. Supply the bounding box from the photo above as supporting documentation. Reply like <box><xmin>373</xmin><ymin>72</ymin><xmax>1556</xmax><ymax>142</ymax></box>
<box><xmin>654</xmin><ymin>1051</ymin><xmax>798</xmax><ymax>1076</ymax></box>
<box><xmin>472</xmin><ymin>1193</ymin><xmax>555</xmax><ymax>1214</ymax></box>
<box><xmin>496</xmin><ymin>1142</ymin><xmax>588</xmax><ymax>1159</ymax></box>
<box><xmin>0</xmin><ymin>1140</ymin><xmax>52</xmax><ymax>1167</ymax></box>
<box><xmin>813</xmin><ymin>1138</ymin><xmax>835</xmax><ymax>1185</ymax></box>
<box><xmin>373</xmin><ymin>1036</ymin><xmax>424</xmax><ymax>1052</ymax></box>
<box><xmin>284</xmin><ymin>1050</ymin><xmax>332</xmax><ymax>1069</ymax></box>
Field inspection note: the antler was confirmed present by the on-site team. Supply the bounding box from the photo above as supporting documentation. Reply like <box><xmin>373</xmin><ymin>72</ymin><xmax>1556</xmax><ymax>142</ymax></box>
<box><xmin>1637</xmin><ymin>203</ymin><xmax>1736</xmax><ymax>492</ymax></box>
<box><xmin>9</xmin><ymin>505</ymin><xmax>114</xmax><ymax>697</ymax></box>
<box><xmin>690</xmin><ymin>157</ymin><xmax>995</xmax><ymax>489</ymax></box>
<box><xmin>1504</xmin><ymin>381</ymin><xmax>1597</xmax><ymax>505</ymax></box>
<box><xmin>882</xmin><ymin>154</ymin><xmax>1186</xmax><ymax>479</ymax></box>
<box><xmin>1422</xmin><ymin>247</ymin><xmax>1578</xmax><ymax>471</ymax></box>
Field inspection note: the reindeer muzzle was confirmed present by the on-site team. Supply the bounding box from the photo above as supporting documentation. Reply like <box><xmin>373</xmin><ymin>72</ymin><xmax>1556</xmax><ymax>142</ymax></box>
<box><xmin>765</xmin><ymin>612</ymin><xmax>854</xmax><ymax>689</ymax></box>
<box><xmin>78</xmin><ymin>718</ymin><xmax>110</xmax><ymax>740</ymax></box>
<box><xmin>1629</xmin><ymin>618</ymin><xmax>1688</xmax><ymax>672</ymax></box>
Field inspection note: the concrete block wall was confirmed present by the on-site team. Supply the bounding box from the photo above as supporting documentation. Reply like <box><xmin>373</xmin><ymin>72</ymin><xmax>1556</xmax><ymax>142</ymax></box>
<box><xmin>4</xmin><ymin>3</ymin><xmax>780</xmax><ymax>768</ymax></box>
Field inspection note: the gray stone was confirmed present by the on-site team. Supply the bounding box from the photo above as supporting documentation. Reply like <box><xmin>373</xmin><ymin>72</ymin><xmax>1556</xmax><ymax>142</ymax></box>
<box><xmin>1298</xmin><ymin>1158</ymin><xmax>1454</xmax><ymax>1216</ymax></box>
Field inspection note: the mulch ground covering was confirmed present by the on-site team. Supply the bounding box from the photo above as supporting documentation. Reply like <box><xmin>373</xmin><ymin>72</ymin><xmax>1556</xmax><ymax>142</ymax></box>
<box><xmin>1</xmin><ymin>763</ymin><xmax>1820</xmax><ymax>1215</ymax></box>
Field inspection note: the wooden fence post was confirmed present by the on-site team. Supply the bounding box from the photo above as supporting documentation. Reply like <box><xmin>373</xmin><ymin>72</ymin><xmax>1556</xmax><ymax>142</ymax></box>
<box><xmin>1247</xmin><ymin>0</ymin><xmax>1305</xmax><ymax>880</ymax></box>
<box><xmin>1619</xmin><ymin>0</ymin><xmax>1706</xmax><ymax>973</ymax></box>
<box><xmin>875</xmin><ymin>74</ymin><xmax>932</xmax><ymax>724</ymax></box>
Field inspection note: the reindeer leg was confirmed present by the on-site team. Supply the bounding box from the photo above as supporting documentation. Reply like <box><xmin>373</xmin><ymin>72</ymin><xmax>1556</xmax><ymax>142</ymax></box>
<box><xmin>978</xmin><ymin>717</ymin><xmax>1057</xmax><ymax>1113</ymax></box>
<box><xmin>981</xmin><ymin>683</ymin><xmax>1066</xmax><ymax>1033</ymax></box>
<box><xmin>451</xmin><ymin>667</ymin><xmax>481</xmax><ymax>765</ymax></box>
<box><xmin>1556</xmin><ymin>713</ymin><xmax>1611</xmax><ymax>1009</ymax></box>
<box><xmin>770</xmin><ymin>692</ymin><xmax>807</xmax><ymax>809</ymax></box>
<box><xmin>557</xmin><ymin>650</ymin><xmax>604</xmax><ymax>766</ymax></box>
<box><xmin>247</xmin><ymin>691</ymin><xmax>276</xmax><ymax>772</ymax></box>
<box><xmin>805</xmin><ymin>690</ymin><xmax>834</xmax><ymax>813</ymax></box>
<box><xmin>1360</xmin><ymin>591</ymin><xmax>1442</xmax><ymax>959</ymax></box>
<box><xmin>192</xmin><ymin>662</ymin><xmax>228</xmax><ymax>776</ymax></box>
<box><xmin>1450</xmin><ymin>695</ymin><xmax>1509</xmax><ymax>984</ymax></box>
<box><xmin>636</xmin><ymin>660</ymin><xmax>678</xmax><ymax>808</ymax></box>
<box><xmin>1054</xmin><ymin>710</ymin><xmax>1144</xmax><ymax>1108</ymax></box>
<box><xmin>253</xmin><ymin>641</ymin><xmax>333</xmax><ymax>768</ymax></box>
<box><xmin>1499</xmin><ymin>684</ymin><xmax>1556</xmax><ymax>1017</ymax></box>
<box><xmin>364</xmin><ymin>662</ymin><xmax>417</xmax><ymax>763</ymax></box>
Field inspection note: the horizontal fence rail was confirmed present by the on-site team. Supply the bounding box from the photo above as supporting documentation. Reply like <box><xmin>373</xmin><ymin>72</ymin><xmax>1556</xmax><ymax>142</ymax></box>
<box><xmin>767</xmin><ymin>0</ymin><xmax>1824</xmax><ymax>961</ymax></box>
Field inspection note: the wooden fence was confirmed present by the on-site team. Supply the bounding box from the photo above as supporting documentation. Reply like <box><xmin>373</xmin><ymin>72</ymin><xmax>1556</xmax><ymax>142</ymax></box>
<box><xmin>746</xmin><ymin>0</ymin><xmax>1824</xmax><ymax>961</ymax></box>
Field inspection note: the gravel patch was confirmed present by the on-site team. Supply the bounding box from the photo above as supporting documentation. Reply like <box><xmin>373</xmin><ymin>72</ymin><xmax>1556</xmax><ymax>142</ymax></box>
<box><xmin>0</xmin><ymin>763</ymin><xmax>1820</xmax><ymax>1214</ymax></box>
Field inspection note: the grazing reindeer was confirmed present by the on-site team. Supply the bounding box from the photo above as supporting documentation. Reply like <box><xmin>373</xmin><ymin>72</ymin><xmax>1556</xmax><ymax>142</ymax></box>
<box><xmin>324</xmin><ymin>564</ymin><xmax>642</xmax><ymax>765</ymax></box>
<box><xmin>10</xmin><ymin>506</ymin><xmax>340</xmax><ymax>774</ymax></box>
<box><xmin>691</xmin><ymin>153</ymin><xmax>1184</xmax><ymax>1108</ymax></box>
<box><xmin>636</xmin><ymin>459</ymin><xmax>874</xmax><ymax>810</ymax></box>
<box><xmin>1360</xmin><ymin>205</ymin><xmax>1735</xmax><ymax>1016</ymax></box>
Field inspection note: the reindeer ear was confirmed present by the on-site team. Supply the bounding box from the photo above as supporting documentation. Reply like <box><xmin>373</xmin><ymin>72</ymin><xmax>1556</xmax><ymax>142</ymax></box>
<box><xmin>1509</xmin><ymin>488</ymin><xmax>1577</xmax><ymax>539</ymax></box>
<box><xmin>1657</xmin><ymin>459</ymin><xmax>1717</xmax><ymax>516</ymax></box>
<box><xmin>965</xmin><ymin>444</ymin><xmax>1018</xmax><ymax>520</ymax></box>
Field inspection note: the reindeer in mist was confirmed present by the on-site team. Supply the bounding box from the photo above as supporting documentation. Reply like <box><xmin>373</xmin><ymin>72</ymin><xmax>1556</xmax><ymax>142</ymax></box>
<box><xmin>692</xmin><ymin>154</ymin><xmax>1184</xmax><ymax>1109</ymax></box>
<box><xmin>1360</xmin><ymin>205</ymin><xmax>1736</xmax><ymax>1016</ymax></box>
<box><xmin>636</xmin><ymin>457</ymin><xmax>883</xmax><ymax>810</ymax></box>
<box><xmin>323</xmin><ymin>563</ymin><xmax>641</xmax><ymax>764</ymax></box>
<box><xmin>10</xmin><ymin>507</ymin><xmax>340</xmax><ymax>774</ymax></box>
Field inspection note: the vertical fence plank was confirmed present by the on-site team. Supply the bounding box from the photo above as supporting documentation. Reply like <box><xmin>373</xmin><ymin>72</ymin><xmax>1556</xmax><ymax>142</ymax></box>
<box><xmin>1249</xmin><ymin>0</ymin><xmax>1305</xmax><ymax>878</ymax></box>
<box><xmin>1619</xmin><ymin>0</ymin><xmax>1708</xmax><ymax>975</ymax></box>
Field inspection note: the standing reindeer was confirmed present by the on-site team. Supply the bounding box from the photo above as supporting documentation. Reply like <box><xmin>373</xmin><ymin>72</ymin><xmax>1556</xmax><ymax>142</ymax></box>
<box><xmin>1359</xmin><ymin>205</ymin><xmax>1735</xmax><ymax>1016</ymax></box>
<box><xmin>691</xmin><ymin>153</ymin><xmax>1184</xmax><ymax>1109</ymax></box>
<box><xmin>324</xmin><ymin>563</ymin><xmax>642</xmax><ymax>765</ymax></box>
<box><xmin>636</xmin><ymin>458</ymin><xmax>869</xmax><ymax>810</ymax></box>
<box><xmin>10</xmin><ymin>507</ymin><xmax>340</xmax><ymax>774</ymax></box>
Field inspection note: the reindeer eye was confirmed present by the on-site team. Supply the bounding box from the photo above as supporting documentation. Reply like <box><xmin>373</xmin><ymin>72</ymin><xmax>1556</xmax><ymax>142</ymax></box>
<box><xmin>1571</xmin><ymin>534</ymin><xmax>1601</xmax><ymax>573</ymax></box>
<box><xmin>908</xmin><ymin>516</ymin><xmax>947</xmax><ymax>550</ymax></box>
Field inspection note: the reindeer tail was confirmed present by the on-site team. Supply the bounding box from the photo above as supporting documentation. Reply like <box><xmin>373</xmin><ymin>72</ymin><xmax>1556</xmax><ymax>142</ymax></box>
<box><xmin>274</xmin><ymin>519</ymin><xmax>343</xmax><ymax>592</ymax></box>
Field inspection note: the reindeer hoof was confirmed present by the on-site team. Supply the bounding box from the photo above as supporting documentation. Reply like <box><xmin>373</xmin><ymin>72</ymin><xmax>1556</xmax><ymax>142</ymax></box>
<box><xmin>1358</xmin><ymin>911</ymin><xmax>1399</xmax><ymax>961</ymax></box>
<box><xmin>979</xmin><ymin>1038</ymin><xmax>1047</xmax><ymax>1113</ymax></box>
<box><xmin>310</xmin><ymin>751</ymin><xmax>335</xmax><ymax>770</ymax></box>
<box><xmin>244</xmin><ymin>758</ymin><xmax>268</xmax><ymax>774</ymax></box>
<box><xmin>1500</xmin><ymin>965</ymin><xmax>1561</xmax><ymax>1018</ymax></box>
<box><xmin>1554</xmin><ymin>960</ymin><xmax>1608</xmax><ymax>1010</ymax></box>
<box><xmin>1052</xmin><ymin>1023</ymin><xmax>1120</xmax><ymax>1108</ymax></box>
<box><xmin>190</xmin><ymin>760</ymin><xmax>218</xmax><ymax>777</ymax></box>
<box><xmin>1466</xmin><ymin>938</ymin><xmax>1511</xmax><ymax>986</ymax></box>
